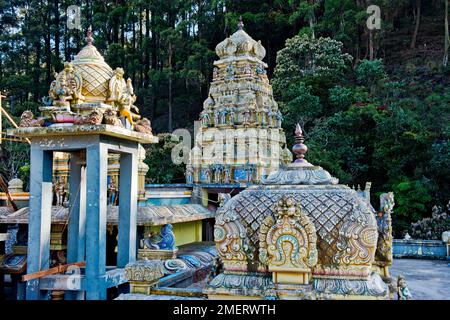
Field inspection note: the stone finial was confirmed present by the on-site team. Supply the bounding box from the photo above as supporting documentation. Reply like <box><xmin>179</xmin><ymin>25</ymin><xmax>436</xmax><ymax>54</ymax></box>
<box><xmin>292</xmin><ymin>123</ymin><xmax>309</xmax><ymax>165</ymax></box>
<box><xmin>85</xmin><ymin>26</ymin><xmax>93</xmax><ymax>45</ymax></box>
<box><xmin>238</xmin><ymin>15</ymin><xmax>244</xmax><ymax>30</ymax></box>
<box><xmin>8</xmin><ymin>178</ymin><xmax>24</xmax><ymax>193</ymax></box>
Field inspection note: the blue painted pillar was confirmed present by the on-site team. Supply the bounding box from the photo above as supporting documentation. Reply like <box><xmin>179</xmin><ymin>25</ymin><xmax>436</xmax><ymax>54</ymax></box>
<box><xmin>117</xmin><ymin>150</ymin><xmax>138</xmax><ymax>267</ymax></box>
<box><xmin>26</xmin><ymin>146</ymin><xmax>53</xmax><ymax>300</ymax></box>
<box><xmin>66</xmin><ymin>151</ymin><xmax>86</xmax><ymax>300</ymax></box>
<box><xmin>85</xmin><ymin>143</ymin><xmax>108</xmax><ymax>300</ymax></box>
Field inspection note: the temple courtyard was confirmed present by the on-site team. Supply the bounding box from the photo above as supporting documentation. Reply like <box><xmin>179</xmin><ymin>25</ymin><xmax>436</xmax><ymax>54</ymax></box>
<box><xmin>390</xmin><ymin>259</ymin><xmax>450</xmax><ymax>300</ymax></box>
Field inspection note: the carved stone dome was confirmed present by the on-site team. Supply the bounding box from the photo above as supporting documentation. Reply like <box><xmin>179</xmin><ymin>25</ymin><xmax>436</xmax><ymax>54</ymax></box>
<box><xmin>72</xmin><ymin>34</ymin><xmax>113</xmax><ymax>102</ymax></box>
<box><xmin>215</xmin><ymin>29</ymin><xmax>266</xmax><ymax>60</ymax></box>
<box><xmin>8</xmin><ymin>178</ymin><xmax>23</xmax><ymax>193</ymax></box>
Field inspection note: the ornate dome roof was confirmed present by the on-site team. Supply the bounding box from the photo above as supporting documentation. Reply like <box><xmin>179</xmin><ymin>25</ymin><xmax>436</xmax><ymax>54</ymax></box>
<box><xmin>215</xmin><ymin>20</ymin><xmax>266</xmax><ymax>60</ymax></box>
<box><xmin>72</xmin><ymin>28</ymin><xmax>113</xmax><ymax>102</ymax></box>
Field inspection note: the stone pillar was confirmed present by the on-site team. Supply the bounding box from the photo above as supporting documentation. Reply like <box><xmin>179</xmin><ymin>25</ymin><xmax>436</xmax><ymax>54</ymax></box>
<box><xmin>137</xmin><ymin>145</ymin><xmax>149</xmax><ymax>204</ymax></box>
<box><xmin>26</xmin><ymin>148</ymin><xmax>53</xmax><ymax>300</ymax></box>
<box><xmin>117</xmin><ymin>150</ymin><xmax>138</xmax><ymax>268</ymax></box>
<box><xmin>66</xmin><ymin>151</ymin><xmax>86</xmax><ymax>300</ymax></box>
<box><xmin>85</xmin><ymin>143</ymin><xmax>108</xmax><ymax>300</ymax></box>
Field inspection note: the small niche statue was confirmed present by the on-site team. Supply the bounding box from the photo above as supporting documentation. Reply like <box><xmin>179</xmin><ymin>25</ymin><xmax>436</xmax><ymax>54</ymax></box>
<box><xmin>397</xmin><ymin>275</ymin><xmax>413</xmax><ymax>300</ymax></box>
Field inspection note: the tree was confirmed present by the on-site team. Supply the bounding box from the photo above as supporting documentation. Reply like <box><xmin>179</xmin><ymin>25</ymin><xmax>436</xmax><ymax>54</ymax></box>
<box><xmin>273</xmin><ymin>34</ymin><xmax>352</xmax><ymax>96</ymax></box>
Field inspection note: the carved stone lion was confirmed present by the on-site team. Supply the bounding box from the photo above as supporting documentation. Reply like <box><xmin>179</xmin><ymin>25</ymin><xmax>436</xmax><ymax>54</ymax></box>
<box><xmin>74</xmin><ymin>109</ymin><xmax>103</xmax><ymax>125</ymax></box>
<box><xmin>133</xmin><ymin>117</ymin><xmax>152</xmax><ymax>134</ymax></box>
<box><xmin>103</xmin><ymin>108</ymin><xmax>123</xmax><ymax>127</ymax></box>
<box><xmin>19</xmin><ymin>110</ymin><xmax>45</xmax><ymax>127</ymax></box>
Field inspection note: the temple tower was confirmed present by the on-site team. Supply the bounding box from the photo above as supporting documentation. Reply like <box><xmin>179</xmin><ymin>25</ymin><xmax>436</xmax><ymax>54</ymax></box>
<box><xmin>187</xmin><ymin>19</ymin><xmax>291</xmax><ymax>186</ymax></box>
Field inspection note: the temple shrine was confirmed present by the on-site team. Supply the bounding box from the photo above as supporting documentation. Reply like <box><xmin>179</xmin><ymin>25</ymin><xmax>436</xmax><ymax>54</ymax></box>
<box><xmin>0</xmin><ymin>22</ymin><xmax>394</xmax><ymax>300</ymax></box>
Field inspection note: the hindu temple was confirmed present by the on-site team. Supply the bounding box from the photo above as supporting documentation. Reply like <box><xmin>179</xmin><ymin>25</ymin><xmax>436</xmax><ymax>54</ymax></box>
<box><xmin>0</xmin><ymin>23</ymin><xmax>394</xmax><ymax>300</ymax></box>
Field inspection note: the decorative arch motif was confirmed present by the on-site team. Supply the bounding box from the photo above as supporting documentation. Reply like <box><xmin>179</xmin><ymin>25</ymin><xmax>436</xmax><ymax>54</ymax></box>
<box><xmin>214</xmin><ymin>202</ymin><xmax>248</xmax><ymax>272</ymax></box>
<box><xmin>259</xmin><ymin>196</ymin><xmax>318</xmax><ymax>284</ymax></box>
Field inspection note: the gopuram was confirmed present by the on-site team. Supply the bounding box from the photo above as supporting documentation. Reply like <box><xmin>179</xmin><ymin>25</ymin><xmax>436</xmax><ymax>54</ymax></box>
<box><xmin>7</xmin><ymin>28</ymin><xmax>158</xmax><ymax>300</ymax></box>
<box><xmin>187</xmin><ymin>19</ymin><xmax>291</xmax><ymax>186</ymax></box>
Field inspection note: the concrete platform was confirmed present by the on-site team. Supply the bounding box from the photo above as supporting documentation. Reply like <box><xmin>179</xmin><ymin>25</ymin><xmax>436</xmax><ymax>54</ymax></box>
<box><xmin>390</xmin><ymin>258</ymin><xmax>450</xmax><ymax>300</ymax></box>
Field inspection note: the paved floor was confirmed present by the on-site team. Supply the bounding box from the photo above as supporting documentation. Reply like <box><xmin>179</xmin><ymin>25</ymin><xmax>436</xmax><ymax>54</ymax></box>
<box><xmin>391</xmin><ymin>258</ymin><xmax>450</xmax><ymax>300</ymax></box>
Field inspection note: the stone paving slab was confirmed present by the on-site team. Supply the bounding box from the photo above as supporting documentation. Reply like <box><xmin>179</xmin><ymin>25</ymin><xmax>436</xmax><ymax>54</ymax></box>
<box><xmin>390</xmin><ymin>258</ymin><xmax>450</xmax><ymax>300</ymax></box>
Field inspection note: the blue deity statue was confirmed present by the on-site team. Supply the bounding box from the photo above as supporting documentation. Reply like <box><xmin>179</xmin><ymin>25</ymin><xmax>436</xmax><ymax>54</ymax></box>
<box><xmin>158</xmin><ymin>224</ymin><xmax>176</xmax><ymax>250</ymax></box>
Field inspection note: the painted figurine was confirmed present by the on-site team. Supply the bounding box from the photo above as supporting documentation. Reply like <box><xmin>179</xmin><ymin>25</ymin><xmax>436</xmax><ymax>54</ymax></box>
<box><xmin>397</xmin><ymin>275</ymin><xmax>413</xmax><ymax>300</ymax></box>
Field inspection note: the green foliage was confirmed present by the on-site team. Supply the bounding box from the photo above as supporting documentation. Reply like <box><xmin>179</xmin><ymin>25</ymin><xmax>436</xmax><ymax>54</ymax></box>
<box><xmin>273</xmin><ymin>29</ymin><xmax>449</xmax><ymax>236</ymax></box>
<box><xmin>18</xmin><ymin>165</ymin><xmax>30</xmax><ymax>191</ymax></box>
<box><xmin>355</xmin><ymin>59</ymin><xmax>388</xmax><ymax>89</ymax></box>
<box><xmin>144</xmin><ymin>133</ymin><xmax>185</xmax><ymax>184</ymax></box>
<box><xmin>273</xmin><ymin>34</ymin><xmax>352</xmax><ymax>96</ymax></box>
<box><xmin>328</xmin><ymin>86</ymin><xmax>355</xmax><ymax>111</ymax></box>
<box><xmin>391</xmin><ymin>177</ymin><xmax>434</xmax><ymax>236</ymax></box>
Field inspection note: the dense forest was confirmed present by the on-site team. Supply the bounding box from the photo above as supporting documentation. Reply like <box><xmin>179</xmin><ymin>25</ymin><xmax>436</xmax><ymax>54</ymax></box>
<box><xmin>0</xmin><ymin>0</ymin><xmax>449</xmax><ymax>236</ymax></box>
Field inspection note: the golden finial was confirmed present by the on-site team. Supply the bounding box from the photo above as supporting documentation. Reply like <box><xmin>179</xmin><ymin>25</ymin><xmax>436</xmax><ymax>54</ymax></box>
<box><xmin>85</xmin><ymin>26</ymin><xmax>93</xmax><ymax>45</ymax></box>
<box><xmin>238</xmin><ymin>16</ymin><xmax>244</xmax><ymax>30</ymax></box>
<box><xmin>292</xmin><ymin>123</ymin><xmax>309</xmax><ymax>165</ymax></box>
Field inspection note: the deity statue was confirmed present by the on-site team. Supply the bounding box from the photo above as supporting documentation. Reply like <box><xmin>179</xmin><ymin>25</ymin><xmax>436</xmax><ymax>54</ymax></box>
<box><xmin>200</xmin><ymin>111</ymin><xmax>210</xmax><ymax>127</ymax></box>
<box><xmin>213</xmin><ymin>67</ymin><xmax>219</xmax><ymax>80</ymax></box>
<box><xmin>48</xmin><ymin>62</ymin><xmax>83</xmax><ymax>108</ymax></box>
<box><xmin>242</xmin><ymin>110</ymin><xmax>251</xmax><ymax>125</ymax></box>
<box><xmin>143</xmin><ymin>231</ymin><xmax>162</xmax><ymax>249</ymax></box>
<box><xmin>214</xmin><ymin>111</ymin><xmax>220</xmax><ymax>126</ymax></box>
<box><xmin>213</xmin><ymin>165</ymin><xmax>223</xmax><ymax>183</ymax></box>
<box><xmin>226</xmin><ymin>63</ymin><xmax>235</xmax><ymax>80</ymax></box>
<box><xmin>397</xmin><ymin>275</ymin><xmax>413</xmax><ymax>300</ymax></box>
<box><xmin>53</xmin><ymin>180</ymin><xmax>66</xmax><ymax>206</ymax></box>
<box><xmin>228</xmin><ymin>108</ymin><xmax>235</xmax><ymax>125</ymax></box>
<box><xmin>276</xmin><ymin>110</ymin><xmax>283</xmax><ymax>128</ymax></box>
<box><xmin>268</xmin><ymin>110</ymin><xmax>274</xmax><ymax>127</ymax></box>
<box><xmin>245</xmin><ymin>165</ymin><xmax>254</xmax><ymax>183</ymax></box>
<box><xmin>218</xmin><ymin>193</ymin><xmax>231</xmax><ymax>207</ymax></box>
<box><xmin>108</xmin><ymin>68</ymin><xmax>140</xmax><ymax>125</ymax></box>
<box><xmin>185</xmin><ymin>165</ymin><xmax>194</xmax><ymax>184</ymax></box>
<box><xmin>204</xmin><ymin>167</ymin><xmax>212</xmax><ymax>183</ymax></box>
<box><xmin>158</xmin><ymin>224</ymin><xmax>176</xmax><ymax>250</ymax></box>
<box><xmin>223</xmin><ymin>167</ymin><xmax>231</xmax><ymax>183</ymax></box>
<box><xmin>219</xmin><ymin>109</ymin><xmax>227</xmax><ymax>125</ymax></box>
<box><xmin>242</xmin><ymin>63</ymin><xmax>252</xmax><ymax>76</ymax></box>
<box><xmin>108</xmin><ymin>67</ymin><xmax>126</xmax><ymax>103</ymax></box>
<box><xmin>375</xmin><ymin>192</ymin><xmax>394</xmax><ymax>266</ymax></box>
<box><xmin>108</xmin><ymin>178</ymin><xmax>118</xmax><ymax>205</ymax></box>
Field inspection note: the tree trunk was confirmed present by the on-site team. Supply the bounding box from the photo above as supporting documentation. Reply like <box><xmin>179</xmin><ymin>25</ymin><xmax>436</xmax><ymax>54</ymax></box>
<box><xmin>34</xmin><ymin>39</ymin><xmax>41</xmax><ymax>102</ymax></box>
<box><xmin>411</xmin><ymin>0</ymin><xmax>421</xmax><ymax>49</ymax></box>
<box><xmin>444</xmin><ymin>0</ymin><xmax>450</xmax><ymax>66</ymax></box>
<box><xmin>168</xmin><ymin>42</ymin><xmax>173</xmax><ymax>132</ymax></box>
<box><xmin>144</xmin><ymin>7</ymin><xmax>150</xmax><ymax>88</ymax></box>
<box><xmin>54</xmin><ymin>0</ymin><xmax>60</xmax><ymax>66</ymax></box>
